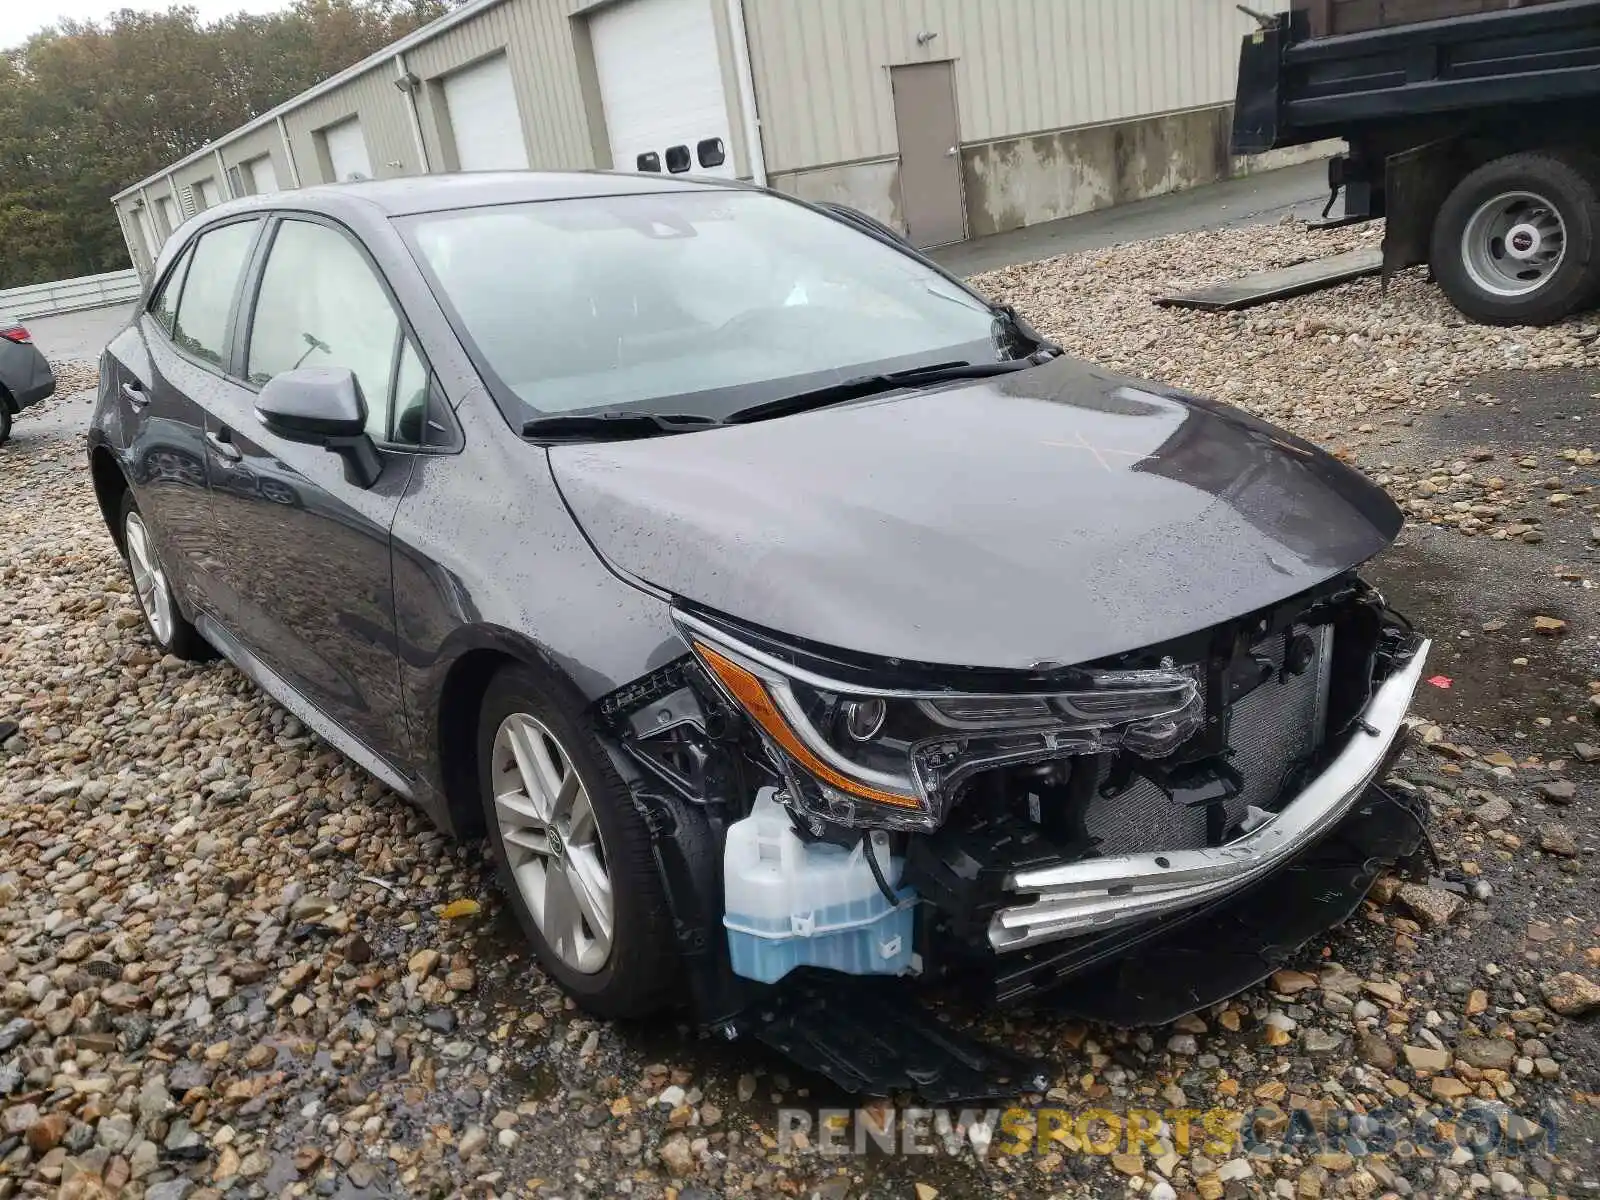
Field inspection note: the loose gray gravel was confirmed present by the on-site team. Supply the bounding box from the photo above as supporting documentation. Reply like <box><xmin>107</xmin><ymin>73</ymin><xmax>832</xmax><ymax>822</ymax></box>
<box><xmin>4</xmin><ymin>228</ymin><xmax>1600</xmax><ymax>1200</ymax></box>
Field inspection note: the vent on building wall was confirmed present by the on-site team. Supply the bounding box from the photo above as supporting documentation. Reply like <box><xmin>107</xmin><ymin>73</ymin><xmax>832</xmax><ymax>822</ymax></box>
<box><xmin>696</xmin><ymin>138</ymin><xmax>725</xmax><ymax>169</ymax></box>
<box><xmin>179</xmin><ymin>184</ymin><xmax>198</xmax><ymax>218</ymax></box>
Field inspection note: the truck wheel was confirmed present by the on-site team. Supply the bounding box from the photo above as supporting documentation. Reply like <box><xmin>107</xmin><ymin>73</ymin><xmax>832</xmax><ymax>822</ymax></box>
<box><xmin>1431</xmin><ymin>151</ymin><xmax>1600</xmax><ymax>327</ymax></box>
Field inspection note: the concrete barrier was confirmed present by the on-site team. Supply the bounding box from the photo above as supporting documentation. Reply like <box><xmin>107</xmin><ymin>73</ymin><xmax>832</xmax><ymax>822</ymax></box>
<box><xmin>0</xmin><ymin>269</ymin><xmax>142</xmax><ymax>320</ymax></box>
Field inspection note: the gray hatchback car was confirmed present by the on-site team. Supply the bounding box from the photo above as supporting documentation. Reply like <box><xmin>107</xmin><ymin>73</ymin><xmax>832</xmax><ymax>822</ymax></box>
<box><xmin>0</xmin><ymin>311</ymin><xmax>56</xmax><ymax>444</ymax></box>
<box><xmin>87</xmin><ymin>173</ymin><xmax>1429</xmax><ymax>1097</ymax></box>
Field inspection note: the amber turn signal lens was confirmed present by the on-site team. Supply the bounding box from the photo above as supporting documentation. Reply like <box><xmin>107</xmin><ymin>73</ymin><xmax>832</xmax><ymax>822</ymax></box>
<box><xmin>692</xmin><ymin>641</ymin><xmax>923</xmax><ymax>811</ymax></box>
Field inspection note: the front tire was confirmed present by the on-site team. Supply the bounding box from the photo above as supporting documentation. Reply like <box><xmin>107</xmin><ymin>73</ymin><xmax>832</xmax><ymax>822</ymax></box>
<box><xmin>1431</xmin><ymin>151</ymin><xmax>1600</xmax><ymax>327</ymax></box>
<box><xmin>118</xmin><ymin>491</ymin><xmax>212</xmax><ymax>661</ymax></box>
<box><xmin>476</xmin><ymin>662</ymin><xmax>676</xmax><ymax>1018</ymax></box>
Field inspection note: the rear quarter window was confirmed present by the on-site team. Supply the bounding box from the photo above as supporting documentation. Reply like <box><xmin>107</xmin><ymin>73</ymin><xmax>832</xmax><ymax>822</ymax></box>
<box><xmin>149</xmin><ymin>246</ymin><xmax>194</xmax><ymax>337</ymax></box>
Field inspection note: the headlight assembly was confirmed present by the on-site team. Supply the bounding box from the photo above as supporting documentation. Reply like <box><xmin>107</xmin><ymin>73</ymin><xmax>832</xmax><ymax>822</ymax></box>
<box><xmin>680</xmin><ymin>616</ymin><xmax>1203</xmax><ymax>832</ymax></box>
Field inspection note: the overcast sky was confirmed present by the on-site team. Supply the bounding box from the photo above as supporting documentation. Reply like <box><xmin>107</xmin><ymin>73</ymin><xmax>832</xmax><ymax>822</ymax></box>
<box><xmin>8</xmin><ymin>0</ymin><xmax>290</xmax><ymax>47</ymax></box>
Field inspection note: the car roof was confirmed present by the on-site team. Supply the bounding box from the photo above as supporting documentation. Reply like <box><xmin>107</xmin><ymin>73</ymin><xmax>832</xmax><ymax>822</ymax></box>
<box><xmin>206</xmin><ymin>170</ymin><xmax>744</xmax><ymax>221</ymax></box>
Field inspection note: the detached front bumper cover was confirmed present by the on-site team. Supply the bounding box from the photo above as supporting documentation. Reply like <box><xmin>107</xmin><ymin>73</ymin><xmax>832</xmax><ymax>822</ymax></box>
<box><xmin>990</xmin><ymin>639</ymin><xmax>1430</xmax><ymax>951</ymax></box>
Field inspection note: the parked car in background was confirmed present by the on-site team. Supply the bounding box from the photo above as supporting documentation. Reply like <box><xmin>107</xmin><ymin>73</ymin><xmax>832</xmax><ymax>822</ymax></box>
<box><xmin>0</xmin><ymin>314</ymin><xmax>56</xmax><ymax>444</ymax></box>
<box><xmin>86</xmin><ymin>173</ymin><xmax>1429</xmax><ymax>1098</ymax></box>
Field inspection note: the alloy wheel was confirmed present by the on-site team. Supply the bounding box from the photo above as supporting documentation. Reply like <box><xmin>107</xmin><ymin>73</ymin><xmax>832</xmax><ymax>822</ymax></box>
<box><xmin>123</xmin><ymin>511</ymin><xmax>175</xmax><ymax>646</ymax></box>
<box><xmin>491</xmin><ymin>713</ymin><xmax>615</xmax><ymax>974</ymax></box>
<box><xmin>1461</xmin><ymin>190</ymin><xmax>1567</xmax><ymax>298</ymax></box>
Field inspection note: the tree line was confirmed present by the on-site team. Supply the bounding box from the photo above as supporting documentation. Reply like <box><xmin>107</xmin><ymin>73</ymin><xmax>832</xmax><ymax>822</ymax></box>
<box><xmin>0</xmin><ymin>0</ymin><xmax>450</xmax><ymax>289</ymax></box>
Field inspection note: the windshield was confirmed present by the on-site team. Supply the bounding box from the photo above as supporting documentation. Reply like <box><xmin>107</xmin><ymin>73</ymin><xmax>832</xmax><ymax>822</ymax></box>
<box><xmin>401</xmin><ymin>189</ymin><xmax>1006</xmax><ymax>423</ymax></box>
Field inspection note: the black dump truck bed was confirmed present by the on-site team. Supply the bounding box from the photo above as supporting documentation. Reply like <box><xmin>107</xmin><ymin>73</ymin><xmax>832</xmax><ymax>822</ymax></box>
<box><xmin>1298</xmin><ymin>0</ymin><xmax>1568</xmax><ymax>38</ymax></box>
<box><xmin>1230</xmin><ymin>0</ymin><xmax>1600</xmax><ymax>326</ymax></box>
<box><xmin>1234</xmin><ymin>0</ymin><xmax>1600</xmax><ymax>154</ymax></box>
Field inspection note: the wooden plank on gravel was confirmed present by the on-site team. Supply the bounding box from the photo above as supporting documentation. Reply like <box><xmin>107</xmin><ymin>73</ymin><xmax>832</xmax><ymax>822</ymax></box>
<box><xmin>1156</xmin><ymin>248</ymin><xmax>1384</xmax><ymax>312</ymax></box>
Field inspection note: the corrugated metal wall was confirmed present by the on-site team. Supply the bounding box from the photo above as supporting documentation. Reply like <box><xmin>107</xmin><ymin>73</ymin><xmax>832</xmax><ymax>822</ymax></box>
<box><xmin>284</xmin><ymin>65</ymin><xmax>417</xmax><ymax>181</ymax></box>
<box><xmin>407</xmin><ymin>0</ymin><xmax>596</xmax><ymax>171</ymax></box>
<box><xmin>109</xmin><ymin>0</ymin><xmax>652</xmax><ymax>273</ymax></box>
<box><xmin>219</xmin><ymin>125</ymin><xmax>294</xmax><ymax>194</ymax></box>
<box><xmin>117</xmin><ymin>206</ymin><xmax>154</xmax><ymax>277</ymax></box>
<box><xmin>112</xmin><ymin>0</ymin><xmax>1300</xmax><ymax>270</ymax></box>
<box><xmin>744</xmin><ymin>0</ymin><xmax>1288</xmax><ymax>173</ymax></box>
<box><xmin>171</xmin><ymin>156</ymin><xmax>225</xmax><ymax>214</ymax></box>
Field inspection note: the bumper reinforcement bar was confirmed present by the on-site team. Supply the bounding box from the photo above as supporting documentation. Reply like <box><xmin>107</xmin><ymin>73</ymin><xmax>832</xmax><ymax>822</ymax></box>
<box><xmin>989</xmin><ymin>640</ymin><xmax>1430</xmax><ymax>951</ymax></box>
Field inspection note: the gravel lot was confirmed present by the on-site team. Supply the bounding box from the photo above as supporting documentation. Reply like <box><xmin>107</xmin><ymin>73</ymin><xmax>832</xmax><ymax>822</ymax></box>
<box><xmin>3</xmin><ymin>224</ymin><xmax>1600</xmax><ymax>1200</ymax></box>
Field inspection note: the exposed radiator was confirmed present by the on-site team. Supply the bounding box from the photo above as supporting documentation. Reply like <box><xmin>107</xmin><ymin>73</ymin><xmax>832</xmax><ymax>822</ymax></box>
<box><xmin>1083</xmin><ymin>624</ymin><xmax>1334</xmax><ymax>855</ymax></box>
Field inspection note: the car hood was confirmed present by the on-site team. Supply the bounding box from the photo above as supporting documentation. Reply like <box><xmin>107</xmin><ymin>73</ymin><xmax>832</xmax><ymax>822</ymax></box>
<box><xmin>548</xmin><ymin>355</ymin><xmax>1402</xmax><ymax>671</ymax></box>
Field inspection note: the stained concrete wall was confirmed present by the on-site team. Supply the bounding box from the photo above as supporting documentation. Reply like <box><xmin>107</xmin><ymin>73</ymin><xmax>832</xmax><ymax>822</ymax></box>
<box><xmin>770</xmin><ymin>105</ymin><xmax>1332</xmax><ymax>242</ymax></box>
<box><xmin>1233</xmin><ymin>137</ymin><xmax>1343</xmax><ymax>178</ymax></box>
<box><xmin>766</xmin><ymin>157</ymin><xmax>903</xmax><ymax>230</ymax></box>
<box><xmin>961</xmin><ymin>106</ymin><xmax>1233</xmax><ymax>238</ymax></box>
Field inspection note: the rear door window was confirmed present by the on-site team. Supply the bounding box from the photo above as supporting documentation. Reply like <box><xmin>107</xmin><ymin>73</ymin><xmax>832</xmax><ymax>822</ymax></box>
<box><xmin>171</xmin><ymin>219</ymin><xmax>260</xmax><ymax>367</ymax></box>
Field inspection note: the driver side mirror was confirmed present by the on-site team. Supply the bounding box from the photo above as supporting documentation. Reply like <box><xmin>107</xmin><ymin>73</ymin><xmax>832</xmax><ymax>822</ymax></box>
<box><xmin>256</xmin><ymin>367</ymin><xmax>381</xmax><ymax>488</ymax></box>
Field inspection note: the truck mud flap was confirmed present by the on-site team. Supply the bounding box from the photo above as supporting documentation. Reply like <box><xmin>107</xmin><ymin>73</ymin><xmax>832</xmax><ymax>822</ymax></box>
<box><xmin>1022</xmin><ymin>783</ymin><xmax>1428</xmax><ymax>1026</ymax></box>
<box><xmin>750</xmin><ymin>974</ymin><xmax>1050</xmax><ymax>1102</ymax></box>
<box><xmin>1383</xmin><ymin>138</ymin><xmax>1460</xmax><ymax>284</ymax></box>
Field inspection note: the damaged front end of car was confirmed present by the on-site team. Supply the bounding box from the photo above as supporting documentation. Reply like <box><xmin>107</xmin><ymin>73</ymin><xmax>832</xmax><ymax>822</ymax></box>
<box><xmin>595</xmin><ymin>573</ymin><xmax>1429</xmax><ymax>1099</ymax></box>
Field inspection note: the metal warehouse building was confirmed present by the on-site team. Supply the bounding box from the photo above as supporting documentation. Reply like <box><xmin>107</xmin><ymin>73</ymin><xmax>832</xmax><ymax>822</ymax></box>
<box><xmin>112</xmin><ymin>0</ymin><xmax>1308</xmax><ymax>275</ymax></box>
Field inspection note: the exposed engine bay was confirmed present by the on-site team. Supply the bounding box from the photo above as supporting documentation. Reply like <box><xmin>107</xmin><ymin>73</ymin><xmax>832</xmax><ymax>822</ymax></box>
<box><xmin>595</xmin><ymin>572</ymin><xmax>1429</xmax><ymax>1098</ymax></box>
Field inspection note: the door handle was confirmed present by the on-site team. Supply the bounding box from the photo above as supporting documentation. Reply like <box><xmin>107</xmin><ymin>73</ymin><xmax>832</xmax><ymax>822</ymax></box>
<box><xmin>206</xmin><ymin>429</ymin><xmax>243</xmax><ymax>462</ymax></box>
<box><xmin>121</xmin><ymin>381</ymin><xmax>149</xmax><ymax>408</ymax></box>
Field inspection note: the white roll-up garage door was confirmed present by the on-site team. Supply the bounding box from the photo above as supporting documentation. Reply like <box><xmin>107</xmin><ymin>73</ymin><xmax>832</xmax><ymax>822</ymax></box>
<box><xmin>136</xmin><ymin>205</ymin><xmax>160</xmax><ymax>261</ymax></box>
<box><xmin>156</xmin><ymin>196</ymin><xmax>178</xmax><ymax>239</ymax></box>
<box><xmin>247</xmin><ymin>155</ymin><xmax>280</xmax><ymax>195</ymax></box>
<box><xmin>444</xmin><ymin>53</ymin><xmax>529</xmax><ymax>171</ymax></box>
<box><xmin>589</xmin><ymin>0</ymin><xmax>735</xmax><ymax>179</ymax></box>
<box><xmin>324</xmin><ymin>118</ymin><xmax>373</xmax><ymax>182</ymax></box>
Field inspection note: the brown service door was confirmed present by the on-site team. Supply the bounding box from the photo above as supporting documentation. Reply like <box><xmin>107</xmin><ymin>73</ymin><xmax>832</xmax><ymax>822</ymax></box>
<box><xmin>890</xmin><ymin>61</ymin><xmax>966</xmax><ymax>248</ymax></box>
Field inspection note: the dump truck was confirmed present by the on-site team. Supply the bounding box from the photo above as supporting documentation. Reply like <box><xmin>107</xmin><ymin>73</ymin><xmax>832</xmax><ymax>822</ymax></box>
<box><xmin>1233</xmin><ymin>0</ymin><xmax>1600</xmax><ymax>325</ymax></box>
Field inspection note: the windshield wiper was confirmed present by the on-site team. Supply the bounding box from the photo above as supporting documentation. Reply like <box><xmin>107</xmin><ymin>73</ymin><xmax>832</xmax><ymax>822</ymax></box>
<box><xmin>522</xmin><ymin>411</ymin><xmax>724</xmax><ymax>442</ymax></box>
<box><xmin>724</xmin><ymin>355</ymin><xmax>1051</xmax><ymax>425</ymax></box>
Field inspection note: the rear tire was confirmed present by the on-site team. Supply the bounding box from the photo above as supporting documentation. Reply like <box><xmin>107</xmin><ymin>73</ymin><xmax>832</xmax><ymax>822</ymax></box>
<box><xmin>118</xmin><ymin>491</ymin><xmax>213</xmax><ymax>661</ymax></box>
<box><xmin>476</xmin><ymin>661</ymin><xmax>676</xmax><ymax>1019</ymax></box>
<box><xmin>0</xmin><ymin>403</ymin><xmax>11</xmax><ymax>446</ymax></box>
<box><xmin>1431</xmin><ymin>150</ymin><xmax>1600</xmax><ymax>327</ymax></box>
